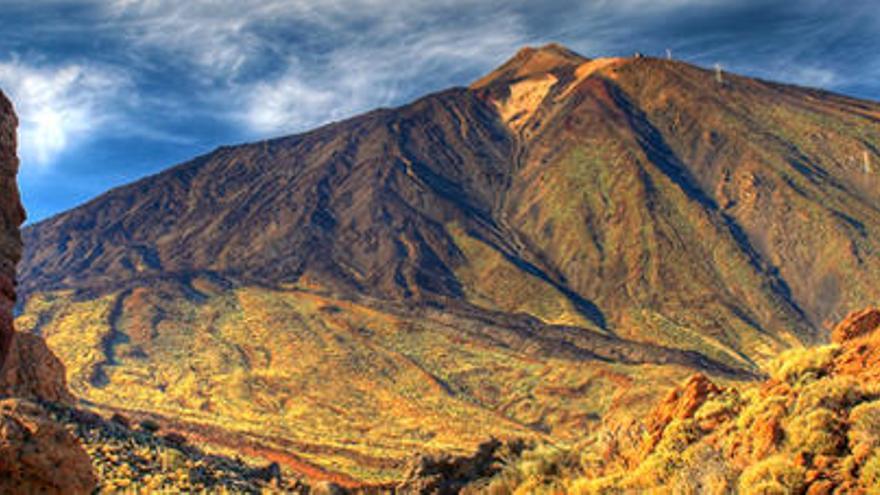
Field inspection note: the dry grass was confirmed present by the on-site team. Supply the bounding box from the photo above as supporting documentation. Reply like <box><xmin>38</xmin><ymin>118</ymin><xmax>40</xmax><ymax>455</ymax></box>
<box><xmin>18</xmin><ymin>284</ymin><xmax>694</xmax><ymax>483</ymax></box>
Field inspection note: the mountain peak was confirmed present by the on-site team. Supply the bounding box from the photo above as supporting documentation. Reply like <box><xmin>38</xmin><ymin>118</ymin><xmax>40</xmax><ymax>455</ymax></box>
<box><xmin>470</xmin><ymin>43</ymin><xmax>589</xmax><ymax>89</ymax></box>
<box><xmin>470</xmin><ymin>44</ymin><xmax>630</xmax><ymax>132</ymax></box>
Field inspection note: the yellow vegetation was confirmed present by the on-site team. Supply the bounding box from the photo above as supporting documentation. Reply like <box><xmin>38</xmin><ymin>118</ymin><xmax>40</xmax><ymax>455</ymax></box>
<box><xmin>18</xmin><ymin>284</ymin><xmax>694</xmax><ymax>482</ymax></box>
<box><xmin>470</xmin><ymin>336</ymin><xmax>880</xmax><ymax>493</ymax></box>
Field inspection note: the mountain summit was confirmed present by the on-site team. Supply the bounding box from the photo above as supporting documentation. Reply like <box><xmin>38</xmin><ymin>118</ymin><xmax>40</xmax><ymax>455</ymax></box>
<box><xmin>470</xmin><ymin>43</ymin><xmax>589</xmax><ymax>89</ymax></box>
<box><xmin>16</xmin><ymin>45</ymin><xmax>880</xmax><ymax>482</ymax></box>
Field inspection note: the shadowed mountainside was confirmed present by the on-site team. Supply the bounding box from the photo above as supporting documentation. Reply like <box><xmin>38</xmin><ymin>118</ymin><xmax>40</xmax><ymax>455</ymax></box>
<box><xmin>16</xmin><ymin>44</ymin><xmax>880</xmax><ymax>482</ymax></box>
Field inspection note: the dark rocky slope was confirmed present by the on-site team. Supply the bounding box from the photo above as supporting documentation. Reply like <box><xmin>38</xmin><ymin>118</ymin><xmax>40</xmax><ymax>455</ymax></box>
<box><xmin>21</xmin><ymin>46</ymin><xmax>880</xmax><ymax>363</ymax></box>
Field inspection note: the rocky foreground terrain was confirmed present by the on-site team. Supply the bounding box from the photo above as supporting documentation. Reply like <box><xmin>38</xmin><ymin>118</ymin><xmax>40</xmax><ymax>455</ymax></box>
<box><xmin>0</xmin><ymin>90</ymin><xmax>314</xmax><ymax>494</ymax></box>
<box><xmin>459</xmin><ymin>308</ymin><xmax>880</xmax><ymax>494</ymax></box>
<box><xmin>0</xmin><ymin>90</ymin><xmax>97</xmax><ymax>494</ymax></box>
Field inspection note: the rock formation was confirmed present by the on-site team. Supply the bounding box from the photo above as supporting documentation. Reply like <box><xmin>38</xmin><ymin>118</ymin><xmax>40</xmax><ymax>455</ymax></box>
<box><xmin>0</xmin><ymin>399</ymin><xmax>97</xmax><ymax>493</ymax></box>
<box><xmin>640</xmin><ymin>373</ymin><xmax>724</xmax><ymax>455</ymax></box>
<box><xmin>0</xmin><ymin>332</ymin><xmax>74</xmax><ymax>403</ymax></box>
<box><xmin>0</xmin><ymin>90</ymin><xmax>96</xmax><ymax>494</ymax></box>
<box><xmin>397</xmin><ymin>439</ymin><xmax>526</xmax><ymax>494</ymax></box>
<box><xmin>0</xmin><ymin>90</ymin><xmax>24</xmax><ymax>370</ymax></box>
<box><xmin>479</xmin><ymin>307</ymin><xmax>880</xmax><ymax>492</ymax></box>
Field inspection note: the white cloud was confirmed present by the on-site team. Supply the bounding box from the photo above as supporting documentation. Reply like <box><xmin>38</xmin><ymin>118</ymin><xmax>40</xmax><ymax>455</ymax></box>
<box><xmin>12</xmin><ymin>0</ymin><xmax>870</xmax><ymax>152</ymax></box>
<box><xmin>244</xmin><ymin>66</ymin><xmax>336</xmax><ymax>133</ymax></box>
<box><xmin>0</xmin><ymin>60</ymin><xmax>128</xmax><ymax>170</ymax></box>
<box><xmin>238</xmin><ymin>15</ymin><xmax>526</xmax><ymax>135</ymax></box>
<box><xmin>785</xmin><ymin>66</ymin><xmax>839</xmax><ymax>89</ymax></box>
<box><xmin>100</xmin><ymin>0</ymin><xmax>525</xmax><ymax>135</ymax></box>
<box><xmin>100</xmin><ymin>0</ymin><xmax>321</xmax><ymax>76</ymax></box>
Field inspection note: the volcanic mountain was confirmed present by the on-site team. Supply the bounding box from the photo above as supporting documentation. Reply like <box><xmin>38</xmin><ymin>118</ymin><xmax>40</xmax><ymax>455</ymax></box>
<box><xmin>16</xmin><ymin>44</ymin><xmax>880</xmax><ymax>483</ymax></box>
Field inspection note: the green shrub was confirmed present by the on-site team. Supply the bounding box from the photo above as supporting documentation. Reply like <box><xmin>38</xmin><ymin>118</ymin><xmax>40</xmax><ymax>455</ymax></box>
<box><xmin>568</xmin><ymin>476</ymin><xmax>622</xmax><ymax>494</ymax></box>
<box><xmin>735</xmin><ymin>395</ymin><xmax>787</xmax><ymax>432</ymax></box>
<box><xmin>694</xmin><ymin>391</ymin><xmax>740</xmax><ymax>423</ymax></box>
<box><xmin>670</xmin><ymin>444</ymin><xmax>734</xmax><ymax>495</ymax></box>
<box><xmin>517</xmin><ymin>444</ymin><xmax>567</xmax><ymax>480</ymax></box>
<box><xmin>139</xmin><ymin>419</ymin><xmax>160</xmax><ymax>434</ymax></box>
<box><xmin>479</xmin><ymin>473</ymin><xmax>522</xmax><ymax>495</ymax></box>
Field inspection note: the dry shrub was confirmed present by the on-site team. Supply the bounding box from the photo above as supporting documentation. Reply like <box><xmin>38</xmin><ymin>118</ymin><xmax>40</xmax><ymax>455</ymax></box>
<box><xmin>737</xmin><ymin>455</ymin><xmax>806</xmax><ymax>495</ymax></box>
<box><xmin>769</xmin><ymin>345</ymin><xmax>839</xmax><ymax>385</ymax></box>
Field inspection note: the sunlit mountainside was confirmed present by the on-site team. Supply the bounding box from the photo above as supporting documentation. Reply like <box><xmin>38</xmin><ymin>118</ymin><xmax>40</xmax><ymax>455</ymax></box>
<box><xmin>16</xmin><ymin>44</ymin><xmax>880</xmax><ymax>485</ymax></box>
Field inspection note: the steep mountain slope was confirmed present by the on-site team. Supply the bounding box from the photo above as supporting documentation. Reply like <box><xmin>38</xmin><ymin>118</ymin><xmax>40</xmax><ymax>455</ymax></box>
<box><xmin>16</xmin><ymin>44</ymin><xmax>880</xmax><ymax>482</ymax></box>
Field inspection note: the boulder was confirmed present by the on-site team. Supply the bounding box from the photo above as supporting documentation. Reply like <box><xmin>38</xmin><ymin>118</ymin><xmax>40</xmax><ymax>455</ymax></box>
<box><xmin>0</xmin><ymin>398</ymin><xmax>97</xmax><ymax>494</ymax></box>
<box><xmin>0</xmin><ymin>332</ymin><xmax>74</xmax><ymax>403</ymax></box>
<box><xmin>831</xmin><ymin>308</ymin><xmax>880</xmax><ymax>344</ymax></box>
<box><xmin>641</xmin><ymin>373</ymin><xmax>723</xmax><ymax>454</ymax></box>
<box><xmin>831</xmin><ymin>308</ymin><xmax>880</xmax><ymax>380</ymax></box>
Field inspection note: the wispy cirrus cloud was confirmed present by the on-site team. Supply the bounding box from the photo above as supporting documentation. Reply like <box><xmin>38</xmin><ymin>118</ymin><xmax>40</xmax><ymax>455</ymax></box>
<box><xmin>235</xmin><ymin>4</ymin><xmax>528</xmax><ymax>134</ymax></box>
<box><xmin>11</xmin><ymin>0</ymin><xmax>880</xmax><ymax>153</ymax></box>
<box><xmin>95</xmin><ymin>0</ymin><xmax>532</xmax><ymax>135</ymax></box>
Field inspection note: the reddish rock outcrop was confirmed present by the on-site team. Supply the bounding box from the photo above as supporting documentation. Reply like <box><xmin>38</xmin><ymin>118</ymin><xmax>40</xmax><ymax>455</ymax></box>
<box><xmin>831</xmin><ymin>307</ymin><xmax>880</xmax><ymax>381</ymax></box>
<box><xmin>0</xmin><ymin>332</ymin><xmax>74</xmax><ymax>403</ymax></box>
<box><xmin>831</xmin><ymin>307</ymin><xmax>880</xmax><ymax>344</ymax></box>
<box><xmin>0</xmin><ymin>91</ymin><xmax>95</xmax><ymax>494</ymax></box>
<box><xmin>641</xmin><ymin>373</ymin><xmax>723</xmax><ymax>454</ymax></box>
<box><xmin>0</xmin><ymin>398</ymin><xmax>97</xmax><ymax>494</ymax></box>
<box><xmin>0</xmin><ymin>91</ymin><xmax>25</xmax><ymax>369</ymax></box>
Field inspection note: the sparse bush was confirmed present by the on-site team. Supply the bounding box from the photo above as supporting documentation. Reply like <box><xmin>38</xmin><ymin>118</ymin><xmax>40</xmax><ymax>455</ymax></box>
<box><xmin>479</xmin><ymin>472</ymin><xmax>523</xmax><ymax>495</ymax></box>
<box><xmin>567</xmin><ymin>476</ymin><xmax>622</xmax><ymax>495</ymax></box>
<box><xmin>694</xmin><ymin>391</ymin><xmax>740</xmax><ymax>423</ymax></box>
<box><xmin>516</xmin><ymin>444</ymin><xmax>568</xmax><ymax>481</ymax></box>
<box><xmin>139</xmin><ymin>419</ymin><xmax>160</xmax><ymax>434</ymax></box>
<box><xmin>859</xmin><ymin>453</ymin><xmax>880</xmax><ymax>493</ymax></box>
<box><xmin>652</xmin><ymin>419</ymin><xmax>703</xmax><ymax>460</ymax></box>
<box><xmin>110</xmin><ymin>413</ymin><xmax>131</xmax><ymax>429</ymax></box>
<box><xmin>769</xmin><ymin>345</ymin><xmax>839</xmax><ymax>385</ymax></box>
<box><xmin>159</xmin><ymin>448</ymin><xmax>188</xmax><ymax>471</ymax></box>
<box><xmin>849</xmin><ymin>400</ymin><xmax>880</xmax><ymax>457</ymax></box>
<box><xmin>793</xmin><ymin>375</ymin><xmax>865</xmax><ymax>413</ymax></box>
<box><xmin>468</xmin><ymin>443</ymin><xmax>572</xmax><ymax>495</ymax></box>
<box><xmin>785</xmin><ymin>408</ymin><xmax>845</xmax><ymax>455</ymax></box>
<box><xmin>162</xmin><ymin>432</ymin><xmax>188</xmax><ymax>447</ymax></box>
<box><xmin>737</xmin><ymin>456</ymin><xmax>806</xmax><ymax>495</ymax></box>
<box><xmin>670</xmin><ymin>444</ymin><xmax>735</xmax><ymax>495</ymax></box>
<box><xmin>735</xmin><ymin>394</ymin><xmax>787</xmax><ymax>432</ymax></box>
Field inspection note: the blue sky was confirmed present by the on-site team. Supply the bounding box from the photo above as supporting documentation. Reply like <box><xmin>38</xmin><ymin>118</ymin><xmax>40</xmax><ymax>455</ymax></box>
<box><xmin>3</xmin><ymin>0</ymin><xmax>880</xmax><ymax>223</ymax></box>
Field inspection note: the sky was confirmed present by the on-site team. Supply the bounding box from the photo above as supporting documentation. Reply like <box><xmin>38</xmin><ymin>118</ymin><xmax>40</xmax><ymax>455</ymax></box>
<box><xmin>3</xmin><ymin>0</ymin><xmax>880</xmax><ymax>223</ymax></box>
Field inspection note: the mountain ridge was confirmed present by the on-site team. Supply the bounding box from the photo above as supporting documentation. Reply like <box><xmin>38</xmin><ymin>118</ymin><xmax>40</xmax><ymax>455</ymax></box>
<box><xmin>15</xmin><ymin>44</ymin><xmax>880</xmax><ymax>482</ymax></box>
